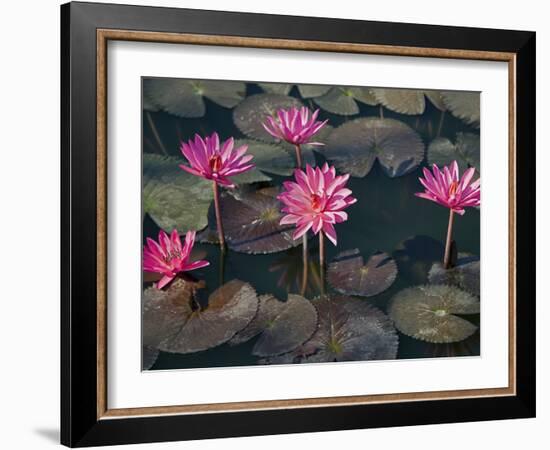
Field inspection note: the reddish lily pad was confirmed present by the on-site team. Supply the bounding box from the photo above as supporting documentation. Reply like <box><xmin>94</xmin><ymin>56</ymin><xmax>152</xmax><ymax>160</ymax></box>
<box><xmin>371</xmin><ymin>88</ymin><xmax>426</xmax><ymax>115</ymax></box>
<box><xmin>428</xmin><ymin>254</ymin><xmax>480</xmax><ymax>297</ymax></box>
<box><xmin>142</xmin><ymin>346</ymin><xmax>159</xmax><ymax>370</ymax></box>
<box><xmin>154</xmin><ymin>279</ymin><xmax>259</xmax><ymax>354</ymax></box>
<box><xmin>262</xmin><ymin>295</ymin><xmax>398</xmax><ymax>364</ymax></box>
<box><xmin>388</xmin><ymin>285</ymin><xmax>479</xmax><ymax>344</ymax></box>
<box><xmin>328</xmin><ymin>249</ymin><xmax>397</xmax><ymax>297</ymax></box>
<box><xmin>441</xmin><ymin>91</ymin><xmax>480</xmax><ymax>128</ymax></box>
<box><xmin>324</xmin><ymin>117</ymin><xmax>425</xmax><ymax>178</ymax></box>
<box><xmin>144</xmin><ymin>78</ymin><xmax>246</xmax><ymax>118</ymax></box>
<box><xmin>230</xmin><ymin>294</ymin><xmax>318</xmax><ymax>357</ymax></box>
<box><xmin>233</xmin><ymin>94</ymin><xmax>303</xmax><ymax>142</ymax></box>
<box><xmin>204</xmin><ymin>187</ymin><xmax>301</xmax><ymax>254</ymax></box>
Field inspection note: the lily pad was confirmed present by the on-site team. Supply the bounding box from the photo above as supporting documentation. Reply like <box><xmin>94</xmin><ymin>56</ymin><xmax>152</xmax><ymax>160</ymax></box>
<box><xmin>257</xmin><ymin>82</ymin><xmax>293</xmax><ymax>95</ymax></box>
<box><xmin>313</xmin><ymin>86</ymin><xmax>377</xmax><ymax>116</ymax></box>
<box><xmin>230</xmin><ymin>294</ymin><xmax>318</xmax><ymax>357</ymax></box>
<box><xmin>428</xmin><ymin>254</ymin><xmax>480</xmax><ymax>297</ymax></box>
<box><xmin>142</xmin><ymin>346</ymin><xmax>159</xmax><ymax>370</ymax></box>
<box><xmin>427</xmin><ymin>132</ymin><xmax>480</xmax><ymax>174</ymax></box>
<box><xmin>203</xmin><ymin>187</ymin><xmax>301</xmax><ymax>254</ymax></box>
<box><xmin>263</xmin><ymin>295</ymin><xmax>398</xmax><ymax>364</ymax></box>
<box><xmin>324</xmin><ymin>117</ymin><xmax>425</xmax><ymax>178</ymax></box>
<box><xmin>441</xmin><ymin>91</ymin><xmax>480</xmax><ymax>127</ymax></box>
<box><xmin>233</xmin><ymin>94</ymin><xmax>303</xmax><ymax>141</ymax></box>
<box><xmin>328</xmin><ymin>249</ymin><xmax>397</xmax><ymax>297</ymax></box>
<box><xmin>388</xmin><ymin>285</ymin><xmax>479</xmax><ymax>344</ymax></box>
<box><xmin>142</xmin><ymin>79</ymin><xmax>160</xmax><ymax>111</ymax></box>
<box><xmin>153</xmin><ymin>279</ymin><xmax>259</xmax><ymax>354</ymax></box>
<box><xmin>234</xmin><ymin>139</ymin><xmax>295</xmax><ymax>176</ymax></box>
<box><xmin>424</xmin><ymin>90</ymin><xmax>447</xmax><ymax>111</ymax></box>
<box><xmin>143</xmin><ymin>154</ymin><xmax>213</xmax><ymax>232</ymax></box>
<box><xmin>144</xmin><ymin>78</ymin><xmax>246</xmax><ymax>118</ymax></box>
<box><xmin>371</xmin><ymin>88</ymin><xmax>426</xmax><ymax>115</ymax></box>
<box><xmin>297</xmin><ymin>84</ymin><xmax>332</xmax><ymax>98</ymax></box>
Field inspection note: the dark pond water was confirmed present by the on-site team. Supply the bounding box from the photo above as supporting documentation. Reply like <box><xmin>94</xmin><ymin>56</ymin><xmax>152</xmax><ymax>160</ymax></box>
<box><xmin>142</xmin><ymin>81</ymin><xmax>480</xmax><ymax>370</ymax></box>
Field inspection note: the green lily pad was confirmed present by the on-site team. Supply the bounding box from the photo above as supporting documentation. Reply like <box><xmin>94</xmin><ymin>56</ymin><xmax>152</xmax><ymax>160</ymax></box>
<box><xmin>328</xmin><ymin>249</ymin><xmax>397</xmax><ymax>297</ymax></box>
<box><xmin>262</xmin><ymin>295</ymin><xmax>398</xmax><ymax>364</ymax></box>
<box><xmin>427</xmin><ymin>132</ymin><xmax>480</xmax><ymax>174</ymax></box>
<box><xmin>143</xmin><ymin>154</ymin><xmax>213</xmax><ymax>232</ymax></box>
<box><xmin>142</xmin><ymin>346</ymin><xmax>159</xmax><ymax>370</ymax></box>
<box><xmin>234</xmin><ymin>139</ymin><xmax>295</xmax><ymax>176</ymax></box>
<box><xmin>230</xmin><ymin>294</ymin><xmax>318</xmax><ymax>357</ymax></box>
<box><xmin>297</xmin><ymin>84</ymin><xmax>332</xmax><ymax>98</ymax></box>
<box><xmin>441</xmin><ymin>91</ymin><xmax>480</xmax><ymax>128</ymax></box>
<box><xmin>312</xmin><ymin>86</ymin><xmax>376</xmax><ymax>116</ymax></box>
<box><xmin>142</xmin><ymin>79</ymin><xmax>160</xmax><ymax>111</ymax></box>
<box><xmin>424</xmin><ymin>90</ymin><xmax>447</xmax><ymax>111</ymax></box>
<box><xmin>233</xmin><ymin>93</ymin><xmax>303</xmax><ymax>141</ymax></box>
<box><xmin>371</xmin><ymin>88</ymin><xmax>426</xmax><ymax>115</ymax></box>
<box><xmin>154</xmin><ymin>279</ymin><xmax>259</xmax><ymax>354</ymax></box>
<box><xmin>324</xmin><ymin>117</ymin><xmax>425</xmax><ymax>178</ymax></box>
<box><xmin>257</xmin><ymin>82</ymin><xmax>293</xmax><ymax>95</ymax></box>
<box><xmin>428</xmin><ymin>254</ymin><xmax>480</xmax><ymax>297</ymax></box>
<box><xmin>143</xmin><ymin>78</ymin><xmax>246</xmax><ymax>118</ymax></box>
<box><xmin>204</xmin><ymin>187</ymin><xmax>301</xmax><ymax>254</ymax></box>
<box><xmin>388</xmin><ymin>285</ymin><xmax>479</xmax><ymax>344</ymax></box>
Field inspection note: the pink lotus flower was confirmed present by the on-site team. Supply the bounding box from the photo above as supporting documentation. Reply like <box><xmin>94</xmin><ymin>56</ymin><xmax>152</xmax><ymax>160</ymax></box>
<box><xmin>278</xmin><ymin>163</ymin><xmax>356</xmax><ymax>246</ymax></box>
<box><xmin>415</xmin><ymin>161</ymin><xmax>480</xmax><ymax>215</ymax></box>
<box><xmin>179</xmin><ymin>132</ymin><xmax>254</xmax><ymax>188</ymax></box>
<box><xmin>143</xmin><ymin>229</ymin><xmax>209</xmax><ymax>289</ymax></box>
<box><xmin>263</xmin><ymin>106</ymin><xmax>328</xmax><ymax>146</ymax></box>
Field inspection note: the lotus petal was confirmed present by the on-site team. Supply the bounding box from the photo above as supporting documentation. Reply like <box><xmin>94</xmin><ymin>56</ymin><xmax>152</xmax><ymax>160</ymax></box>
<box><xmin>371</xmin><ymin>88</ymin><xmax>426</xmax><ymax>115</ymax></box>
<box><xmin>324</xmin><ymin>117</ymin><xmax>425</xmax><ymax>178</ymax></box>
<box><xmin>328</xmin><ymin>249</ymin><xmax>397</xmax><ymax>297</ymax></box>
<box><xmin>262</xmin><ymin>295</ymin><xmax>398</xmax><ymax>364</ymax></box>
<box><xmin>155</xmin><ymin>279</ymin><xmax>259</xmax><ymax>354</ymax></box>
<box><xmin>428</xmin><ymin>132</ymin><xmax>480</xmax><ymax>174</ymax></box>
<box><xmin>388</xmin><ymin>285</ymin><xmax>479</xmax><ymax>344</ymax></box>
<box><xmin>203</xmin><ymin>187</ymin><xmax>301</xmax><ymax>254</ymax></box>
<box><xmin>441</xmin><ymin>91</ymin><xmax>480</xmax><ymax>128</ymax></box>
<box><xmin>143</xmin><ymin>154</ymin><xmax>213</xmax><ymax>232</ymax></box>
<box><xmin>144</xmin><ymin>78</ymin><xmax>246</xmax><ymax>118</ymax></box>
<box><xmin>230</xmin><ymin>294</ymin><xmax>318</xmax><ymax>357</ymax></box>
<box><xmin>233</xmin><ymin>94</ymin><xmax>303</xmax><ymax>141</ymax></box>
<box><xmin>142</xmin><ymin>346</ymin><xmax>159</xmax><ymax>370</ymax></box>
<box><xmin>428</xmin><ymin>254</ymin><xmax>480</xmax><ymax>297</ymax></box>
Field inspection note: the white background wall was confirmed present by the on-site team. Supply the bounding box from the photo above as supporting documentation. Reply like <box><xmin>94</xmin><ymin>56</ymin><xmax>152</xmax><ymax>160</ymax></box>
<box><xmin>0</xmin><ymin>0</ymin><xmax>545</xmax><ymax>448</ymax></box>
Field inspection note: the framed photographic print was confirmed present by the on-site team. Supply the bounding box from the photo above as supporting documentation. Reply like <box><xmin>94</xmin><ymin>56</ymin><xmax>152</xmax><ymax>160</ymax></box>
<box><xmin>61</xmin><ymin>1</ymin><xmax>536</xmax><ymax>447</ymax></box>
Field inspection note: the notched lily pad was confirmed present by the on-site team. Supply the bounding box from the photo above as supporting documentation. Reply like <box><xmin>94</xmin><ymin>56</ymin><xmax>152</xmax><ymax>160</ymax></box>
<box><xmin>258</xmin><ymin>82</ymin><xmax>293</xmax><ymax>95</ymax></box>
<box><xmin>371</xmin><ymin>88</ymin><xmax>426</xmax><ymax>115</ymax></box>
<box><xmin>324</xmin><ymin>117</ymin><xmax>425</xmax><ymax>178</ymax></box>
<box><xmin>441</xmin><ymin>91</ymin><xmax>480</xmax><ymax>128</ymax></box>
<box><xmin>142</xmin><ymin>346</ymin><xmax>159</xmax><ymax>370</ymax></box>
<box><xmin>428</xmin><ymin>254</ymin><xmax>480</xmax><ymax>297</ymax></box>
<box><xmin>313</xmin><ymin>87</ymin><xmax>376</xmax><ymax>116</ymax></box>
<box><xmin>203</xmin><ymin>187</ymin><xmax>301</xmax><ymax>254</ymax></box>
<box><xmin>156</xmin><ymin>279</ymin><xmax>259</xmax><ymax>354</ymax></box>
<box><xmin>424</xmin><ymin>90</ymin><xmax>447</xmax><ymax>111</ymax></box>
<box><xmin>428</xmin><ymin>132</ymin><xmax>480</xmax><ymax>174</ymax></box>
<box><xmin>234</xmin><ymin>139</ymin><xmax>295</xmax><ymax>177</ymax></box>
<box><xmin>144</xmin><ymin>78</ymin><xmax>246</xmax><ymax>118</ymax></box>
<box><xmin>230</xmin><ymin>294</ymin><xmax>318</xmax><ymax>357</ymax></box>
<box><xmin>388</xmin><ymin>285</ymin><xmax>480</xmax><ymax>344</ymax></box>
<box><xmin>143</xmin><ymin>154</ymin><xmax>213</xmax><ymax>232</ymax></box>
<box><xmin>233</xmin><ymin>94</ymin><xmax>303</xmax><ymax>141</ymax></box>
<box><xmin>328</xmin><ymin>249</ymin><xmax>397</xmax><ymax>297</ymax></box>
<box><xmin>263</xmin><ymin>295</ymin><xmax>398</xmax><ymax>364</ymax></box>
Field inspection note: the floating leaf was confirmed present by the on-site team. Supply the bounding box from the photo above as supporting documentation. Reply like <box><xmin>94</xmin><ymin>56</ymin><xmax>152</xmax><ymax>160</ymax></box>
<box><xmin>313</xmin><ymin>86</ymin><xmax>376</xmax><ymax>116</ymax></box>
<box><xmin>233</xmin><ymin>94</ymin><xmax>303</xmax><ymax>141</ymax></box>
<box><xmin>144</xmin><ymin>78</ymin><xmax>246</xmax><ymax>118</ymax></box>
<box><xmin>297</xmin><ymin>84</ymin><xmax>331</xmax><ymax>98</ymax></box>
<box><xmin>263</xmin><ymin>295</ymin><xmax>398</xmax><ymax>364</ymax></box>
<box><xmin>328</xmin><ymin>249</ymin><xmax>397</xmax><ymax>297</ymax></box>
<box><xmin>142</xmin><ymin>346</ymin><xmax>159</xmax><ymax>370</ymax></box>
<box><xmin>441</xmin><ymin>91</ymin><xmax>480</xmax><ymax>127</ymax></box>
<box><xmin>142</xmin><ymin>79</ymin><xmax>160</xmax><ymax>111</ymax></box>
<box><xmin>155</xmin><ymin>279</ymin><xmax>259</xmax><ymax>354</ymax></box>
<box><xmin>428</xmin><ymin>254</ymin><xmax>480</xmax><ymax>297</ymax></box>
<box><xmin>234</xmin><ymin>139</ymin><xmax>295</xmax><ymax>176</ymax></box>
<box><xmin>388</xmin><ymin>285</ymin><xmax>479</xmax><ymax>343</ymax></box>
<box><xmin>143</xmin><ymin>154</ymin><xmax>213</xmax><ymax>232</ymax></box>
<box><xmin>258</xmin><ymin>82</ymin><xmax>293</xmax><ymax>95</ymax></box>
<box><xmin>203</xmin><ymin>187</ymin><xmax>301</xmax><ymax>254</ymax></box>
<box><xmin>371</xmin><ymin>88</ymin><xmax>425</xmax><ymax>115</ymax></box>
<box><xmin>324</xmin><ymin>118</ymin><xmax>425</xmax><ymax>178</ymax></box>
<box><xmin>427</xmin><ymin>132</ymin><xmax>480</xmax><ymax>174</ymax></box>
<box><xmin>424</xmin><ymin>90</ymin><xmax>447</xmax><ymax>111</ymax></box>
<box><xmin>230</xmin><ymin>294</ymin><xmax>318</xmax><ymax>357</ymax></box>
